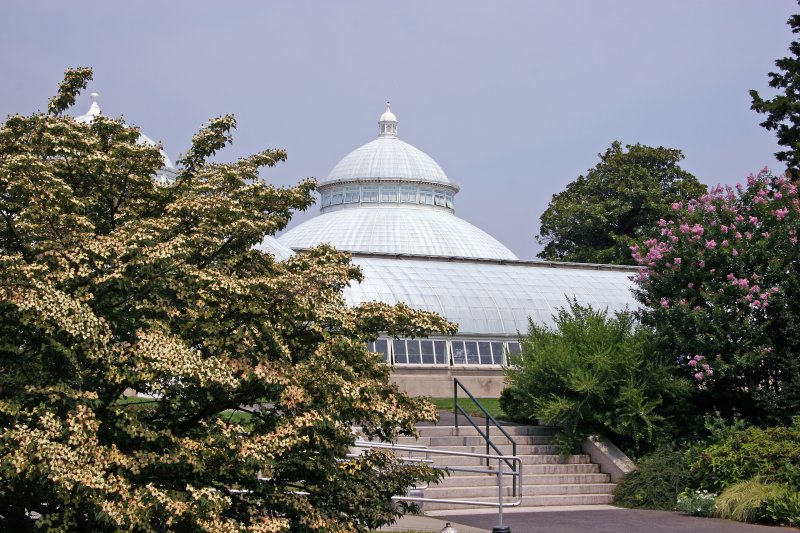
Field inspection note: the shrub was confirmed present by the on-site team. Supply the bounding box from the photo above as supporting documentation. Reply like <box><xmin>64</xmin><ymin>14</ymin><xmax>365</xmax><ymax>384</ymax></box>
<box><xmin>676</xmin><ymin>488</ymin><xmax>717</xmax><ymax>517</ymax></box>
<box><xmin>503</xmin><ymin>301</ymin><xmax>692</xmax><ymax>456</ymax></box>
<box><xmin>498</xmin><ymin>387</ymin><xmax>531</xmax><ymax>424</ymax></box>
<box><xmin>633</xmin><ymin>171</ymin><xmax>800</xmax><ymax>427</ymax></box>
<box><xmin>690</xmin><ymin>425</ymin><xmax>800</xmax><ymax>493</ymax></box>
<box><xmin>614</xmin><ymin>448</ymin><xmax>690</xmax><ymax>510</ymax></box>
<box><xmin>765</xmin><ymin>487</ymin><xmax>800</xmax><ymax>527</ymax></box>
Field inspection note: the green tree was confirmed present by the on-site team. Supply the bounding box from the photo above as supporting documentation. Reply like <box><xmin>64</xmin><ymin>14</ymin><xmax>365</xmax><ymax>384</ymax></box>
<box><xmin>536</xmin><ymin>141</ymin><xmax>706</xmax><ymax>265</ymax></box>
<box><xmin>632</xmin><ymin>171</ymin><xmax>800</xmax><ymax>426</ymax></box>
<box><xmin>750</xmin><ymin>3</ymin><xmax>800</xmax><ymax>177</ymax></box>
<box><xmin>0</xmin><ymin>68</ymin><xmax>456</xmax><ymax>532</ymax></box>
<box><xmin>502</xmin><ymin>302</ymin><xmax>691</xmax><ymax>458</ymax></box>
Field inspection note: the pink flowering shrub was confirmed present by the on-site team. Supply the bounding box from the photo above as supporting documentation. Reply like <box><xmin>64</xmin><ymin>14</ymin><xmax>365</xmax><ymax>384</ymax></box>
<box><xmin>632</xmin><ymin>170</ymin><xmax>800</xmax><ymax>424</ymax></box>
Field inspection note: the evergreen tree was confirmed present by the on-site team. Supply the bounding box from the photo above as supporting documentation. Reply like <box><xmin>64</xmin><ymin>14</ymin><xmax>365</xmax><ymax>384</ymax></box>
<box><xmin>750</xmin><ymin>3</ymin><xmax>800</xmax><ymax>177</ymax></box>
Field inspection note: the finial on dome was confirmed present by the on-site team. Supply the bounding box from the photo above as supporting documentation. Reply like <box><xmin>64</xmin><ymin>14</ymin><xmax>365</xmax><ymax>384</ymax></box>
<box><xmin>86</xmin><ymin>92</ymin><xmax>101</xmax><ymax>117</ymax></box>
<box><xmin>378</xmin><ymin>101</ymin><xmax>397</xmax><ymax>138</ymax></box>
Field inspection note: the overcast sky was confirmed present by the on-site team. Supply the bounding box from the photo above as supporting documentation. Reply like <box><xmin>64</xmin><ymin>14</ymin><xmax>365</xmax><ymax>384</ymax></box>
<box><xmin>1</xmin><ymin>1</ymin><xmax>796</xmax><ymax>259</ymax></box>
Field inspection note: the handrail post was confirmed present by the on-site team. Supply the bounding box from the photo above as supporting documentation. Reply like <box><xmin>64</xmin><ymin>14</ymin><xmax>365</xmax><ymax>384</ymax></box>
<box><xmin>493</xmin><ymin>460</ymin><xmax>510</xmax><ymax>533</ymax></box>
<box><xmin>512</xmin><ymin>441</ymin><xmax>518</xmax><ymax>497</ymax></box>
<box><xmin>453</xmin><ymin>379</ymin><xmax>458</xmax><ymax>433</ymax></box>
<box><xmin>485</xmin><ymin>416</ymin><xmax>490</xmax><ymax>467</ymax></box>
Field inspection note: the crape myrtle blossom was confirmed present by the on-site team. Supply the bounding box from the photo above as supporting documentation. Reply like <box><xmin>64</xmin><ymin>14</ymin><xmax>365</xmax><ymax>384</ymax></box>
<box><xmin>687</xmin><ymin>355</ymin><xmax>714</xmax><ymax>381</ymax></box>
<box><xmin>631</xmin><ymin>169</ymin><xmax>800</xmax><ymax>424</ymax></box>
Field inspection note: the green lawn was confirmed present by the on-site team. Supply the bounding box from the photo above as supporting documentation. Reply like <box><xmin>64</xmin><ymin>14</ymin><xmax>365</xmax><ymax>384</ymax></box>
<box><xmin>117</xmin><ymin>395</ymin><xmax>507</xmax><ymax>424</ymax></box>
<box><xmin>428</xmin><ymin>396</ymin><xmax>507</xmax><ymax>421</ymax></box>
<box><xmin>116</xmin><ymin>396</ymin><xmax>254</xmax><ymax>426</ymax></box>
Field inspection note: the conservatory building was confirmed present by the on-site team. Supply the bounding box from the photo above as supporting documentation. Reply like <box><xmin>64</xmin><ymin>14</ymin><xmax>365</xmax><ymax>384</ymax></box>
<box><xmin>261</xmin><ymin>104</ymin><xmax>639</xmax><ymax>397</ymax></box>
<box><xmin>72</xmin><ymin>95</ymin><xmax>637</xmax><ymax>396</ymax></box>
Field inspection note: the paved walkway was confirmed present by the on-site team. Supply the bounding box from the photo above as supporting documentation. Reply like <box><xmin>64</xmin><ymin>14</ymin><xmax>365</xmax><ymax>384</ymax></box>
<box><xmin>440</xmin><ymin>507</ymin><xmax>797</xmax><ymax>532</ymax></box>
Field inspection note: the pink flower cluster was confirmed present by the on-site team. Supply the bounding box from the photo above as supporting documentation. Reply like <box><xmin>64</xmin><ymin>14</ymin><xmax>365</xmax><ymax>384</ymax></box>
<box><xmin>687</xmin><ymin>354</ymin><xmax>714</xmax><ymax>381</ymax></box>
<box><xmin>631</xmin><ymin>238</ymin><xmax>673</xmax><ymax>267</ymax></box>
<box><xmin>725</xmin><ymin>274</ymin><xmax>779</xmax><ymax>308</ymax></box>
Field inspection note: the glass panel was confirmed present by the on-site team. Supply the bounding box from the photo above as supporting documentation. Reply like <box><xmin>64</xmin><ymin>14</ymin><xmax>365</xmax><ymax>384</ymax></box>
<box><xmin>381</xmin><ymin>186</ymin><xmax>398</xmax><ymax>203</ymax></box>
<box><xmin>407</xmin><ymin>340</ymin><xmax>421</xmax><ymax>364</ymax></box>
<box><xmin>376</xmin><ymin>339</ymin><xmax>390</xmax><ymax>363</ymax></box>
<box><xmin>322</xmin><ymin>191</ymin><xmax>332</xmax><ymax>207</ymax></box>
<box><xmin>507</xmin><ymin>341</ymin><xmax>521</xmax><ymax>354</ymax></box>
<box><xmin>491</xmin><ymin>342</ymin><xmax>505</xmax><ymax>365</ymax></box>
<box><xmin>331</xmin><ymin>188</ymin><xmax>344</xmax><ymax>205</ymax></box>
<box><xmin>393</xmin><ymin>339</ymin><xmax>407</xmax><ymax>364</ymax></box>
<box><xmin>452</xmin><ymin>341</ymin><xmax>466</xmax><ymax>364</ymax></box>
<box><xmin>362</xmin><ymin>187</ymin><xmax>379</xmax><ymax>202</ymax></box>
<box><xmin>344</xmin><ymin>187</ymin><xmax>360</xmax><ymax>203</ymax></box>
<box><xmin>434</xmin><ymin>189</ymin><xmax>446</xmax><ymax>206</ymax></box>
<box><xmin>434</xmin><ymin>340</ymin><xmax>448</xmax><ymax>364</ymax></box>
<box><xmin>400</xmin><ymin>186</ymin><xmax>417</xmax><ymax>203</ymax></box>
<box><xmin>478</xmin><ymin>341</ymin><xmax>492</xmax><ymax>365</ymax></box>
<box><xmin>419</xmin><ymin>188</ymin><xmax>433</xmax><ymax>205</ymax></box>
<box><xmin>445</xmin><ymin>191</ymin><xmax>454</xmax><ymax>208</ymax></box>
<box><xmin>420</xmin><ymin>340</ymin><xmax>435</xmax><ymax>364</ymax></box>
<box><xmin>465</xmin><ymin>341</ymin><xmax>480</xmax><ymax>365</ymax></box>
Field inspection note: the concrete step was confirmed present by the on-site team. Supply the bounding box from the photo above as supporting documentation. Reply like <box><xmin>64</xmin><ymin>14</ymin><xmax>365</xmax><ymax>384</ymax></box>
<box><xmin>434</xmin><ymin>473</ymin><xmax>610</xmax><ymax>488</ymax></box>
<box><xmin>395</xmin><ymin>435</ymin><xmax>555</xmax><ymax>447</ymax></box>
<box><xmin>395</xmin><ymin>442</ymin><xmax>559</xmax><ymax>455</ymax></box>
<box><xmin>425</xmin><ymin>483</ymin><xmax>615</xmax><ymax>499</ymax></box>
<box><xmin>415</xmin><ymin>425</ymin><xmax>558</xmax><ymax>437</ymax></box>
<box><xmin>432</xmin><ymin>453</ymin><xmax>591</xmax><ymax>467</ymax></box>
<box><xmin>421</xmin><ymin>493</ymin><xmax>615</xmax><ymax>511</ymax></box>
<box><xmin>525</xmin><ymin>463</ymin><xmax>602</xmax><ymax>475</ymax></box>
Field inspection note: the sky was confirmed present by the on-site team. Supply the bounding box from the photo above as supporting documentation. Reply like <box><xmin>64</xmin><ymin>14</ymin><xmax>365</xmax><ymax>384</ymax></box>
<box><xmin>0</xmin><ymin>1</ymin><xmax>796</xmax><ymax>260</ymax></box>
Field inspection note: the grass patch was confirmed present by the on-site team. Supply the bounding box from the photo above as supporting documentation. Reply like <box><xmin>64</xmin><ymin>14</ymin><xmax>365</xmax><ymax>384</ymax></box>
<box><xmin>428</xmin><ymin>397</ymin><xmax>506</xmax><ymax>421</ymax></box>
<box><xmin>116</xmin><ymin>395</ymin><xmax>161</xmax><ymax>407</ymax></box>
<box><xmin>116</xmin><ymin>397</ymin><xmax>253</xmax><ymax>426</ymax></box>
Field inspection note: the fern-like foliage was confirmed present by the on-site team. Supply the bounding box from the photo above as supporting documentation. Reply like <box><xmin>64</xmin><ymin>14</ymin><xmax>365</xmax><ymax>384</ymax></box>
<box><xmin>503</xmin><ymin>300</ymin><xmax>692</xmax><ymax>457</ymax></box>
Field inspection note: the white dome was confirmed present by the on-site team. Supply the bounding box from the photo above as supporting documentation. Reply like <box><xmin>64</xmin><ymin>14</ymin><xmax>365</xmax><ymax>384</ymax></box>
<box><xmin>320</xmin><ymin>104</ymin><xmax>452</xmax><ymax>187</ymax></box>
<box><xmin>322</xmin><ymin>137</ymin><xmax>451</xmax><ymax>186</ymax></box>
<box><xmin>278</xmin><ymin>206</ymin><xmax>517</xmax><ymax>260</ymax></box>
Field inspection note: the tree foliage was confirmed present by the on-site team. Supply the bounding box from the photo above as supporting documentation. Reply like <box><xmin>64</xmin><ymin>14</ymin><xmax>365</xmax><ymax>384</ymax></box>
<box><xmin>0</xmin><ymin>68</ymin><xmax>456</xmax><ymax>532</ymax></box>
<box><xmin>536</xmin><ymin>141</ymin><xmax>705</xmax><ymax>265</ymax></box>
<box><xmin>502</xmin><ymin>302</ymin><xmax>690</xmax><ymax>457</ymax></box>
<box><xmin>632</xmin><ymin>170</ymin><xmax>800</xmax><ymax>426</ymax></box>
<box><xmin>750</xmin><ymin>3</ymin><xmax>800</xmax><ymax>175</ymax></box>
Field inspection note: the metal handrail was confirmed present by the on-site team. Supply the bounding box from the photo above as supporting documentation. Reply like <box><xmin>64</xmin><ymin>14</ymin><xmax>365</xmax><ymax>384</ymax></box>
<box><xmin>453</xmin><ymin>377</ymin><xmax>518</xmax><ymax>496</ymax></box>
<box><xmin>351</xmin><ymin>441</ymin><xmax>522</xmax><ymax>512</ymax></box>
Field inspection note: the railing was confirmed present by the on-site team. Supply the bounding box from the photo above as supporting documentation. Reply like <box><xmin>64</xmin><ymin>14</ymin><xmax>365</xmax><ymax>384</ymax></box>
<box><xmin>351</xmin><ymin>441</ymin><xmax>521</xmax><ymax>530</ymax></box>
<box><xmin>453</xmin><ymin>377</ymin><xmax>518</xmax><ymax>496</ymax></box>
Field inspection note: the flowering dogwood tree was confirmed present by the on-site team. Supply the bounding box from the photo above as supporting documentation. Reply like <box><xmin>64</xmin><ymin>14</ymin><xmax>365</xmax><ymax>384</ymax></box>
<box><xmin>0</xmin><ymin>69</ymin><xmax>455</xmax><ymax>531</ymax></box>
<box><xmin>632</xmin><ymin>170</ymin><xmax>800</xmax><ymax>425</ymax></box>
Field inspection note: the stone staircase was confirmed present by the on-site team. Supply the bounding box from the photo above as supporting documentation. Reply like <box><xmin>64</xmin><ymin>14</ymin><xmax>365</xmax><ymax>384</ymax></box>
<box><xmin>392</xmin><ymin>424</ymin><xmax>616</xmax><ymax>512</ymax></box>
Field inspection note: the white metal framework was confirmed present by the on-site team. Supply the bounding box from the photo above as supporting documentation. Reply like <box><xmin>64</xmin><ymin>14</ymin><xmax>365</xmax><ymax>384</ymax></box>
<box><xmin>366</xmin><ymin>337</ymin><xmax>521</xmax><ymax>366</ymax></box>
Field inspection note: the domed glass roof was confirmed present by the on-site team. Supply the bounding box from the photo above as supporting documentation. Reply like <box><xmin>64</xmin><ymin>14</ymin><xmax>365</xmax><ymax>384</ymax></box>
<box><xmin>320</xmin><ymin>103</ymin><xmax>453</xmax><ymax>187</ymax></box>
<box><xmin>323</xmin><ymin>137</ymin><xmax>451</xmax><ymax>186</ymax></box>
<box><xmin>278</xmin><ymin>206</ymin><xmax>517</xmax><ymax>260</ymax></box>
<box><xmin>277</xmin><ymin>103</ymin><xmax>516</xmax><ymax>260</ymax></box>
